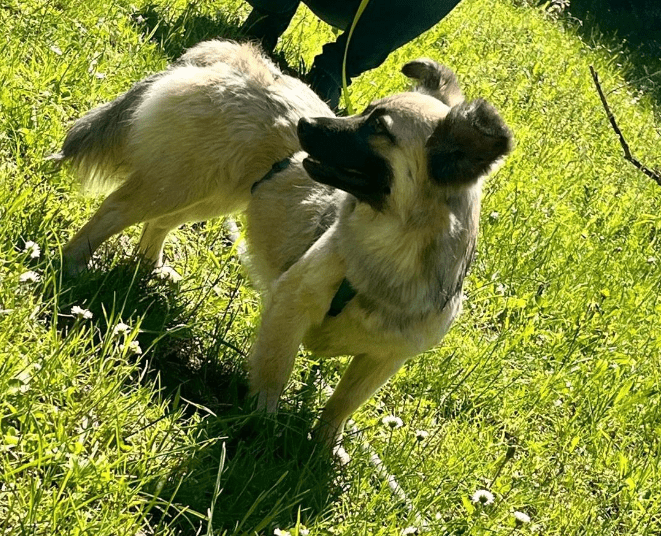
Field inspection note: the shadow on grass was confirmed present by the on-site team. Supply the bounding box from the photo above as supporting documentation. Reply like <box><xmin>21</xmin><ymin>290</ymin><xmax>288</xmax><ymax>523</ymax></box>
<box><xmin>51</xmin><ymin>260</ymin><xmax>341</xmax><ymax>534</ymax></box>
<box><xmin>161</xmin><ymin>388</ymin><xmax>344</xmax><ymax>536</ymax></box>
<box><xmin>134</xmin><ymin>3</ymin><xmax>305</xmax><ymax>79</ymax></box>
<box><xmin>552</xmin><ymin>0</ymin><xmax>661</xmax><ymax>105</ymax></box>
<box><xmin>45</xmin><ymin>5</ymin><xmax>350</xmax><ymax>531</ymax></box>
<box><xmin>134</xmin><ymin>3</ymin><xmax>244</xmax><ymax>62</ymax></box>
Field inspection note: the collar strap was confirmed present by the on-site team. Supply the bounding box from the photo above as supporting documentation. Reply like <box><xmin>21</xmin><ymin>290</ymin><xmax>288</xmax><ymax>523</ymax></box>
<box><xmin>251</xmin><ymin>157</ymin><xmax>356</xmax><ymax>316</ymax></box>
<box><xmin>251</xmin><ymin>157</ymin><xmax>293</xmax><ymax>194</ymax></box>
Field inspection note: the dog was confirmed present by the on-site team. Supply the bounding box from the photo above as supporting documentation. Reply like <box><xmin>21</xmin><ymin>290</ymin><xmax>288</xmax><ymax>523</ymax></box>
<box><xmin>52</xmin><ymin>39</ymin><xmax>512</xmax><ymax>448</ymax></box>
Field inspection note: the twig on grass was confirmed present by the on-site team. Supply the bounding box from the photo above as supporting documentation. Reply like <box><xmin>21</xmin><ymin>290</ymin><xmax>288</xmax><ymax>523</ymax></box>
<box><xmin>589</xmin><ymin>65</ymin><xmax>661</xmax><ymax>187</ymax></box>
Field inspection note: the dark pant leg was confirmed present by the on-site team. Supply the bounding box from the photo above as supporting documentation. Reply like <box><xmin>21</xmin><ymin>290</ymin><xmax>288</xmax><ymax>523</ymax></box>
<box><xmin>307</xmin><ymin>0</ymin><xmax>463</xmax><ymax>109</ymax></box>
<box><xmin>241</xmin><ymin>0</ymin><xmax>301</xmax><ymax>52</ymax></box>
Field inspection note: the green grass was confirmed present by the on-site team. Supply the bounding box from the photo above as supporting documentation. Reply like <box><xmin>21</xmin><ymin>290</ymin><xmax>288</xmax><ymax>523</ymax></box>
<box><xmin>2</xmin><ymin>0</ymin><xmax>661</xmax><ymax>534</ymax></box>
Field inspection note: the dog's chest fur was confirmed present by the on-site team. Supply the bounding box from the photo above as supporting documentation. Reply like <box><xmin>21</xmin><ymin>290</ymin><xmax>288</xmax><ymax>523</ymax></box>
<box><xmin>338</xmin><ymin>185</ymin><xmax>480</xmax><ymax>325</ymax></box>
<box><xmin>247</xmin><ymin>159</ymin><xmax>481</xmax><ymax>357</ymax></box>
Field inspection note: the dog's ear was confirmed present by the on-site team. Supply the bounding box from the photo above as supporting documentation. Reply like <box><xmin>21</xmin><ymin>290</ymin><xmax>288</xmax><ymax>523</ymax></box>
<box><xmin>427</xmin><ymin>99</ymin><xmax>513</xmax><ymax>186</ymax></box>
<box><xmin>401</xmin><ymin>58</ymin><xmax>464</xmax><ymax>107</ymax></box>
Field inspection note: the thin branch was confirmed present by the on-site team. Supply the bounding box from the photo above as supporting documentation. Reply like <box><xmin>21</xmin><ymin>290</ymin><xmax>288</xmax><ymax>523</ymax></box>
<box><xmin>589</xmin><ymin>65</ymin><xmax>661</xmax><ymax>187</ymax></box>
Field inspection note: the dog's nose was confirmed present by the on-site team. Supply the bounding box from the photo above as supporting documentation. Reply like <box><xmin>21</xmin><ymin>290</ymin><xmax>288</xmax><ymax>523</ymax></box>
<box><xmin>297</xmin><ymin>117</ymin><xmax>317</xmax><ymax>139</ymax></box>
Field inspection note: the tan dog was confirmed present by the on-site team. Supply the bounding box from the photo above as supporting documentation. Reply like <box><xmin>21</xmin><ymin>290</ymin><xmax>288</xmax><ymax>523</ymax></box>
<box><xmin>52</xmin><ymin>40</ymin><xmax>512</xmax><ymax>447</ymax></box>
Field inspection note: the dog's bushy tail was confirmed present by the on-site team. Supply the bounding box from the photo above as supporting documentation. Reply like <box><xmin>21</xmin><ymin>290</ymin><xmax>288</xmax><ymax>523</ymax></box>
<box><xmin>48</xmin><ymin>73</ymin><xmax>161</xmax><ymax>194</ymax></box>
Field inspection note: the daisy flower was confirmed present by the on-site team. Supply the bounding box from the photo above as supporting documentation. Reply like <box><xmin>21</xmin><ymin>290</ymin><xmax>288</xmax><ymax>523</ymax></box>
<box><xmin>112</xmin><ymin>322</ymin><xmax>131</xmax><ymax>338</ymax></box>
<box><xmin>121</xmin><ymin>340</ymin><xmax>143</xmax><ymax>355</ymax></box>
<box><xmin>71</xmin><ymin>306</ymin><xmax>93</xmax><ymax>320</ymax></box>
<box><xmin>513</xmin><ymin>511</ymin><xmax>531</xmax><ymax>525</ymax></box>
<box><xmin>382</xmin><ymin>415</ymin><xmax>403</xmax><ymax>429</ymax></box>
<box><xmin>23</xmin><ymin>241</ymin><xmax>41</xmax><ymax>259</ymax></box>
<box><xmin>19</xmin><ymin>270</ymin><xmax>41</xmax><ymax>283</ymax></box>
<box><xmin>471</xmin><ymin>489</ymin><xmax>495</xmax><ymax>506</ymax></box>
<box><xmin>414</xmin><ymin>429</ymin><xmax>429</xmax><ymax>441</ymax></box>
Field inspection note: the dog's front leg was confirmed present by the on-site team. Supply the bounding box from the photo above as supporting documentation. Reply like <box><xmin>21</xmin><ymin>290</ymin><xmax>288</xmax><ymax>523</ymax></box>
<box><xmin>248</xmin><ymin>226</ymin><xmax>345</xmax><ymax>412</ymax></box>
<box><xmin>316</xmin><ymin>353</ymin><xmax>408</xmax><ymax>447</ymax></box>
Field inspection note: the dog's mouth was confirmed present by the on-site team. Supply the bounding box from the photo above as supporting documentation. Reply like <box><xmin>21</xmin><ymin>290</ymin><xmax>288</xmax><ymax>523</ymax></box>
<box><xmin>303</xmin><ymin>155</ymin><xmax>390</xmax><ymax>212</ymax></box>
<box><xmin>303</xmin><ymin>157</ymin><xmax>370</xmax><ymax>190</ymax></box>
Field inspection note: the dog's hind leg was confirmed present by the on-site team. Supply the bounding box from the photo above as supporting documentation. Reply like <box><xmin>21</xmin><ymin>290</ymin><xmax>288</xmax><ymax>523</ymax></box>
<box><xmin>62</xmin><ymin>178</ymin><xmax>158</xmax><ymax>275</ymax></box>
<box><xmin>315</xmin><ymin>353</ymin><xmax>408</xmax><ymax>448</ymax></box>
<box><xmin>137</xmin><ymin>193</ymin><xmax>252</xmax><ymax>267</ymax></box>
<box><xmin>137</xmin><ymin>220</ymin><xmax>172</xmax><ymax>267</ymax></box>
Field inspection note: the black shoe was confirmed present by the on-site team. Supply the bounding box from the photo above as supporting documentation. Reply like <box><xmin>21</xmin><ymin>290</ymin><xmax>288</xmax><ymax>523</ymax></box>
<box><xmin>307</xmin><ymin>65</ymin><xmax>341</xmax><ymax>111</ymax></box>
<box><xmin>240</xmin><ymin>7</ymin><xmax>295</xmax><ymax>53</ymax></box>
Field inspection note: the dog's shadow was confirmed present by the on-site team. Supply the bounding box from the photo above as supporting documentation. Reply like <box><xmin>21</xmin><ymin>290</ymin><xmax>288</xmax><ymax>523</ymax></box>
<box><xmin>53</xmin><ymin>260</ymin><xmax>342</xmax><ymax>534</ymax></box>
<box><xmin>48</xmin><ymin>6</ymin><xmax>341</xmax><ymax>531</ymax></box>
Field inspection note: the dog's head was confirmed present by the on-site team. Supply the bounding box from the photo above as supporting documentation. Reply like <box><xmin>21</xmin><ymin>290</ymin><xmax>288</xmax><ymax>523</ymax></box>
<box><xmin>298</xmin><ymin>59</ymin><xmax>512</xmax><ymax>212</ymax></box>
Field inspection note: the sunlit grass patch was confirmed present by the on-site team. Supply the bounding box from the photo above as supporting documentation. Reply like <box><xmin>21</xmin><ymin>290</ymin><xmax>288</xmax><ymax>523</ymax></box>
<box><xmin>1</xmin><ymin>0</ymin><xmax>661</xmax><ymax>534</ymax></box>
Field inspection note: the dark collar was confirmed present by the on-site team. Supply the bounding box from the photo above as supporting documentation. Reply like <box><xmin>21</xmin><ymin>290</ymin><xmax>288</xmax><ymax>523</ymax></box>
<box><xmin>251</xmin><ymin>158</ymin><xmax>356</xmax><ymax>317</ymax></box>
<box><xmin>251</xmin><ymin>157</ymin><xmax>293</xmax><ymax>194</ymax></box>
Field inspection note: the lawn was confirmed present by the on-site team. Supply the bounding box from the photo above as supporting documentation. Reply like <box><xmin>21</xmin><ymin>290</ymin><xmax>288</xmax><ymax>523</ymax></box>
<box><xmin>1</xmin><ymin>0</ymin><xmax>661</xmax><ymax>534</ymax></box>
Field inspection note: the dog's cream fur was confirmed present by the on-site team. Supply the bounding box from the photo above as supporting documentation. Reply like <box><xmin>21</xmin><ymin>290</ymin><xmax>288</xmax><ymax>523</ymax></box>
<box><xmin>57</xmin><ymin>41</ymin><xmax>333</xmax><ymax>270</ymax></box>
<box><xmin>53</xmin><ymin>40</ymin><xmax>512</xmax><ymax>447</ymax></box>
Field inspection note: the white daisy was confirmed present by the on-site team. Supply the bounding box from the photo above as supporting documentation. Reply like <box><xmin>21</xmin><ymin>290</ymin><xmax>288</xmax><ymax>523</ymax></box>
<box><xmin>513</xmin><ymin>511</ymin><xmax>531</xmax><ymax>525</ymax></box>
<box><xmin>273</xmin><ymin>529</ymin><xmax>291</xmax><ymax>536</ymax></box>
<box><xmin>471</xmin><ymin>489</ymin><xmax>495</xmax><ymax>505</ymax></box>
<box><xmin>71</xmin><ymin>305</ymin><xmax>93</xmax><ymax>320</ymax></box>
<box><xmin>19</xmin><ymin>270</ymin><xmax>41</xmax><ymax>283</ymax></box>
<box><xmin>121</xmin><ymin>340</ymin><xmax>142</xmax><ymax>355</ymax></box>
<box><xmin>382</xmin><ymin>415</ymin><xmax>403</xmax><ymax>429</ymax></box>
<box><xmin>23</xmin><ymin>241</ymin><xmax>41</xmax><ymax>259</ymax></box>
<box><xmin>112</xmin><ymin>322</ymin><xmax>131</xmax><ymax>338</ymax></box>
<box><xmin>414</xmin><ymin>429</ymin><xmax>429</xmax><ymax>441</ymax></box>
<box><xmin>402</xmin><ymin>527</ymin><xmax>419</xmax><ymax>535</ymax></box>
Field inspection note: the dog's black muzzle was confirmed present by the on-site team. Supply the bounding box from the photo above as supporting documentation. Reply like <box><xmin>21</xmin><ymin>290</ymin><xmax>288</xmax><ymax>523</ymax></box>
<box><xmin>298</xmin><ymin>116</ymin><xmax>391</xmax><ymax>211</ymax></box>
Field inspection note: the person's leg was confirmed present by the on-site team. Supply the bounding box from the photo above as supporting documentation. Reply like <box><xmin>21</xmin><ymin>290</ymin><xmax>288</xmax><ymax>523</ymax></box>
<box><xmin>307</xmin><ymin>0</ymin><xmax>463</xmax><ymax>109</ymax></box>
<box><xmin>240</xmin><ymin>0</ymin><xmax>300</xmax><ymax>53</ymax></box>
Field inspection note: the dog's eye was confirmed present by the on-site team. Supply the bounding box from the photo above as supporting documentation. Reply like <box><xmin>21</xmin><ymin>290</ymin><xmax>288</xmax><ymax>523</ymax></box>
<box><xmin>371</xmin><ymin>115</ymin><xmax>395</xmax><ymax>141</ymax></box>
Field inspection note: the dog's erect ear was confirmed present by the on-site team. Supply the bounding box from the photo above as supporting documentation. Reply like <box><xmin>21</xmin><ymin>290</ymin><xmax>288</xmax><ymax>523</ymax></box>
<box><xmin>401</xmin><ymin>58</ymin><xmax>464</xmax><ymax>107</ymax></box>
<box><xmin>427</xmin><ymin>99</ymin><xmax>513</xmax><ymax>186</ymax></box>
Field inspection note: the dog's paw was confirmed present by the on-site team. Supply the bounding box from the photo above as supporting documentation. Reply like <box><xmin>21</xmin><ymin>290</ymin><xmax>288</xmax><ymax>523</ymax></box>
<box><xmin>151</xmin><ymin>265</ymin><xmax>182</xmax><ymax>284</ymax></box>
